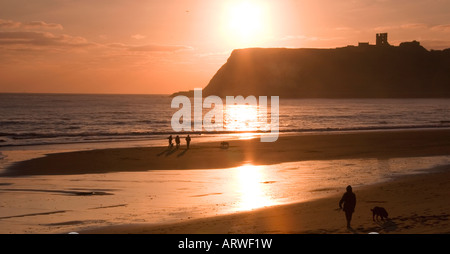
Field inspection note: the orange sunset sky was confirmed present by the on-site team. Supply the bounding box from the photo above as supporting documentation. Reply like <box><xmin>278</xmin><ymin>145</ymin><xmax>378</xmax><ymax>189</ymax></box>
<box><xmin>1</xmin><ymin>0</ymin><xmax>450</xmax><ymax>94</ymax></box>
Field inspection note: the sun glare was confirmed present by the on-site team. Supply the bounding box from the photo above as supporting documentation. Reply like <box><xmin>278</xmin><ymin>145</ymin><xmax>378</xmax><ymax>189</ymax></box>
<box><xmin>233</xmin><ymin>164</ymin><xmax>276</xmax><ymax>211</ymax></box>
<box><xmin>224</xmin><ymin>104</ymin><xmax>258</xmax><ymax>132</ymax></box>
<box><xmin>223</xmin><ymin>1</ymin><xmax>269</xmax><ymax>47</ymax></box>
<box><xmin>223</xmin><ymin>103</ymin><xmax>273</xmax><ymax>134</ymax></box>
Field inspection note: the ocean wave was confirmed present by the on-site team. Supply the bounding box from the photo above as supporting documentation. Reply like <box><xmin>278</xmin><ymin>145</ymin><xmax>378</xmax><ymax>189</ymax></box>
<box><xmin>1</xmin><ymin>95</ymin><xmax>449</xmax><ymax>148</ymax></box>
<box><xmin>1</xmin><ymin>123</ymin><xmax>450</xmax><ymax>138</ymax></box>
<box><xmin>1</xmin><ymin>124</ymin><xmax>450</xmax><ymax>147</ymax></box>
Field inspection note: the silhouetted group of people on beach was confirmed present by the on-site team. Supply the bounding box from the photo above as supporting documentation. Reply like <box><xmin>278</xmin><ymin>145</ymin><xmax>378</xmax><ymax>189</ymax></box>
<box><xmin>167</xmin><ymin>134</ymin><xmax>191</xmax><ymax>149</ymax></box>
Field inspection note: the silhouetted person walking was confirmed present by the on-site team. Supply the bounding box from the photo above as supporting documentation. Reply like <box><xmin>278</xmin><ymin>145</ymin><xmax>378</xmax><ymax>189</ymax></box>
<box><xmin>167</xmin><ymin>135</ymin><xmax>173</xmax><ymax>148</ymax></box>
<box><xmin>185</xmin><ymin>135</ymin><xmax>191</xmax><ymax>149</ymax></box>
<box><xmin>339</xmin><ymin>185</ymin><xmax>356</xmax><ymax>228</ymax></box>
<box><xmin>175</xmin><ymin>135</ymin><xmax>180</xmax><ymax>149</ymax></box>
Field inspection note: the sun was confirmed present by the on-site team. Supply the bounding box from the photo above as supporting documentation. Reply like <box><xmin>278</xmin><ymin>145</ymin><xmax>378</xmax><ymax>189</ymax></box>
<box><xmin>229</xmin><ymin>2</ymin><xmax>262</xmax><ymax>38</ymax></box>
<box><xmin>223</xmin><ymin>1</ymin><xmax>269</xmax><ymax>47</ymax></box>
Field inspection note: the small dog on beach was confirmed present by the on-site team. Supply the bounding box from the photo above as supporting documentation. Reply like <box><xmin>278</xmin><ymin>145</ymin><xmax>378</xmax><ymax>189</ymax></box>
<box><xmin>220</xmin><ymin>142</ymin><xmax>229</xmax><ymax>149</ymax></box>
<box><xmin>371</xmin><ymin>206</ymin><xmax>389</xmax><ymax>221</ymax></box>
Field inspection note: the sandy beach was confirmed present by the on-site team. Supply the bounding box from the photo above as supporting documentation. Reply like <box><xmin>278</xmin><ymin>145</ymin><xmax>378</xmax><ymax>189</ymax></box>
<box><xmin>3</xmin><ymin>129</ymin><xmax>450</xmax><ymax>176</ymax></box>
<box><xmin>83</xmin><ymin>165</ymin><xmax>450</xmax><ymax>234</ymax></box>
<box><xmin>1</xmin><ymin>129</ymin><xmax>450</xmax><ymax>234</ymax></box>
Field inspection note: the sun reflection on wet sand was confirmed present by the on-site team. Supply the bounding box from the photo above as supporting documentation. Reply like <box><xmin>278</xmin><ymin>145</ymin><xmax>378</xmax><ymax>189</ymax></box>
<box><xmin>2</xmin><ymin>156</ymin><xmax>450</xmax><ymax>233</ymax></box>
<box><xmin>231</xmin><ymin>164</ymin><xmax>278</xmax><ymax>211</ymax></box>
<box><xmin>236</xmin><ymin>133</ymin><xmax>258</xmax><ymax>140</ymax></box>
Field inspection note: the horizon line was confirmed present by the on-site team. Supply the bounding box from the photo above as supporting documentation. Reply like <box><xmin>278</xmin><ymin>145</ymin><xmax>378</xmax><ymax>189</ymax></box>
<box><xmin>0</xmin><ymin>92</ymin><xmax>173</xmax><ymax>96</ymax></box>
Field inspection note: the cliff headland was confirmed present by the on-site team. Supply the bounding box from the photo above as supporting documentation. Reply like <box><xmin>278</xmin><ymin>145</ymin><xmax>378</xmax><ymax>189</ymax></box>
<box><xmin>173</xmin><ymin>36</ymin><xmax>450</xmax><ymax>98</ymax></box>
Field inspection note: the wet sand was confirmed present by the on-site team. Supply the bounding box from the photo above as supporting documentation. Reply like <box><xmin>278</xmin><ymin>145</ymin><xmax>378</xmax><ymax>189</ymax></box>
<box><xmin>83</xmin><ymin>165</ymin><xmax>450</xmax><ymax>234</ymax></box>
<box><xmin>3</xmin><ymin>129</ymin><xmax>450</xmax><ymax>176</ymax></box>
<box><xmin>1</xmin><ymin>129</ymin><xmax>450</xmax><ymax>234</ymax></box>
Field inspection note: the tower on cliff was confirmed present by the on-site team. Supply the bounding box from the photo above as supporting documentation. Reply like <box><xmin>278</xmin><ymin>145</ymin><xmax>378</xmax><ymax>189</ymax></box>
<box><xmin>376</xmin><ymin>33</ymin><xmax>389</xmax><ymax>46</ymax></box>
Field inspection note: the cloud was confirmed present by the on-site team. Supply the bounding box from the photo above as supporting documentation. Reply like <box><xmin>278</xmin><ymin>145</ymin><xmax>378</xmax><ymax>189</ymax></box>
<box><xmin>373</xmin><ymin>23</ymin><xmax>450</xmax><ymax>33</ymax></box>
<box><xmin>0</xmin><ymin>19</ymin><xmax>63</xmax><ymax>30</ymax></box>
<box><xmin>22</xmin><ymin>21</ymin><xmax>63</xmax><ymax>30</ymax></box>
<box><xmin>431</xmin><ymin>24</ymin><xmax>450</xmax><ymax>32</ymax></box>
<box><xmin>0</xmin><ymin>31</ymin><xmax>94</xmax><ymax>48</ymax></box>
<box><xmin>279</xmin><ymin>35</ymin><xmax>310</xmax><ymax>41</ymax></box>
<box><xmin>373</xmin><ymin>23</ymin><xmax>428</xmax><ymax>31</ymax></box>
<box><xmin>0</xmin><ymin>19</ymin><xmax>20</xmax><ymax>29</ymax></box>
<box><xmin>0</xmin><ymin>19</ymin><xmax>192</xmax><ymax>53</ymax></box>
<box><xmin>400</xmin><ymin>23</ymin><xmax>428</xmax><ymax>30</ymax></box>
<box><xmin>280</xmin><ymin>35</ymin><xmax>344</xmax><ymax>42</ymax></box>
<box><xmin>196</xmin><ymin>50</ymin><xmax>232</xmax><ymax>58</ymax></box>
<box><xmin>130</xmin><ymin>44</ymin><xmax>193</xmax><ymax>52</ymax></box>
<box><xmin>334</xmin><ymin>27</ymin><xmax>354</xmax><ymax>31</ymax></box>
<box><xmin>131</xmin><ymin>34</ymin><xmax>146</xmax><ymax>40</ymax></box>
<box><xmin>0</xmin><ymin>31</ymin><xmax>191</xmax><ymax>55</ymax></box>
<box><xmin>107</xmin><ymin>42</ymin><xmax>192</xmax><ymax>52</ymax></box>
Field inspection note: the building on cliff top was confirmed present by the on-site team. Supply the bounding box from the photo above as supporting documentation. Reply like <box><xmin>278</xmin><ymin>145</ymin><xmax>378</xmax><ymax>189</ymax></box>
<box><xmin>356</xmin><ymin>33</ymin><xmax>390</xmax><ymax>48</ymax></box>
<box><xmin>376</xmin><ymin>33</ymin><xmax>389</xmax><ymax>46</ymax></box>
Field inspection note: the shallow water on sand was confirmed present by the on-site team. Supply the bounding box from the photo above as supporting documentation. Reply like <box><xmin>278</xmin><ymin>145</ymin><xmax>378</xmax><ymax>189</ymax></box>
<box><xmin>0</xmin><ymin>155</ymin><xmax>449</xmax><ymax>233</ymax></box>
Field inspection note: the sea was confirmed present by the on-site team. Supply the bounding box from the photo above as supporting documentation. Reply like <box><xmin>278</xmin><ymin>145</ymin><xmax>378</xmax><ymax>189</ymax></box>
<box><xmin>1</xmin><ymin>93</ymin><xmax>450</xmax><ymax>148</ymax></box>
<box><xmin>1</xmin><ymin>93</ymin><xmax>450</xmax><ymax>233</ymax></box>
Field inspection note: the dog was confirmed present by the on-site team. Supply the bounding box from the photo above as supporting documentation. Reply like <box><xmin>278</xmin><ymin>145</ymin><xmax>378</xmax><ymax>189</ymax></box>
<box><xmin>220</xmin><ymin>142</ymin><xmax>229</xmax><ymax>149</ymax></box>
<box><xmin>371</xmin><ymin>206</ymin><xmax>389</xmax><ymax>221</ymax></box>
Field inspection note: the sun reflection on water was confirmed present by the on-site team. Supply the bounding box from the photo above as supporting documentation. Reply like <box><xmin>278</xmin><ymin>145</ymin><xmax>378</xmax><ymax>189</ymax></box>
<box><xmin>223</xmin><ymin>104</ymin><xmax>270</xmax><ymax>132</ymax></box>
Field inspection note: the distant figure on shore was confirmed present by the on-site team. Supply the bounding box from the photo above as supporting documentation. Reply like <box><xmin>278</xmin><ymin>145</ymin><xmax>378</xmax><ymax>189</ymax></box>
<box><xmin>167</xmin><ymin>135</ymin><xmax>173</xmax><ymax>148</ymax></box>
<box><xmin>220</xmin><ymin>141</ymin><xmax>229</xmax><ymax>149</ymax></box>
<box><xmin>339</xmin><ymin>185</ymin><xmax>357</xmax><ymax>228</ymax></box>
<box><xmin>175</xmin><ymin>135</ymin><xmax>180</xmax><ymax>149</ymax></box>
<box><xmin>185</xmin><ymin>135</ymin><xmax>191</xmax><ymax>149</ymax></box>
